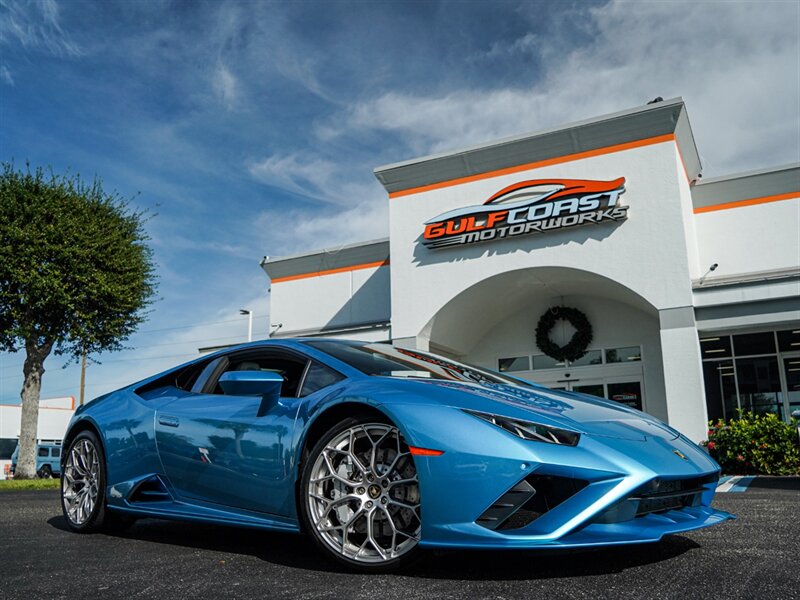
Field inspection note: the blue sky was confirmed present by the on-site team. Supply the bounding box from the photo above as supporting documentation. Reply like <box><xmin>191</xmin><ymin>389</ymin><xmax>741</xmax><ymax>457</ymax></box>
<box><xmin>1</xmin><ymin>0</ymin><xmax>798</xmax><ymax>404</ymax></box>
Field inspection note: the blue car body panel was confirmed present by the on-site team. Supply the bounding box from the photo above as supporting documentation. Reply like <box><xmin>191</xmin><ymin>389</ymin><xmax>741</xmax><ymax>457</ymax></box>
<box><xmin>63</xmin><ymin>339</ymin><xmax>734</xmax><ymax>549</ymax></box>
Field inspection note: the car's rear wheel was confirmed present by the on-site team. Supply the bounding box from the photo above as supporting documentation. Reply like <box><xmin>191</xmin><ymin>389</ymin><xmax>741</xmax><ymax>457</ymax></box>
<box><xmin>38</xmin><ymin>464</ymin><xmax>52</xmax><ymax>479</ymax></box>
<box><xmin>61</xmin><ymin>430</ymin><xmax>133</xmax><ymax>533</ymax></box>
<box><xmin>300</xmin><ymin>416</ymin><xmax>422</xmax><ymax>572</ymax></box>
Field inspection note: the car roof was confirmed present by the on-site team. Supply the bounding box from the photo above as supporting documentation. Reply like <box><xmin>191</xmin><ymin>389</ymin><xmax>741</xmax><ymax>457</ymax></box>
<box><xmin>118</xmin><ymin>338</ymin><xmax>381</xmax><ymax>397</ymax></box>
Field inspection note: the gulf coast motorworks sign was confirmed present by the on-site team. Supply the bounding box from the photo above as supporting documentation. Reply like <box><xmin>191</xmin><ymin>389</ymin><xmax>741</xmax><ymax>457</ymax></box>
<box><xmin>422</xmin><ymin>178</ymin><xmax>628</xmax><ymax>249</ymax></box>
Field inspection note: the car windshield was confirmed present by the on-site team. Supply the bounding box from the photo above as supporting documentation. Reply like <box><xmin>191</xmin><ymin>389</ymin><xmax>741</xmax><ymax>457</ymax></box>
<box><xmin>305</xmin><ymin>341</ymin><xmax>533</xmax><ymax>387</ymax></box>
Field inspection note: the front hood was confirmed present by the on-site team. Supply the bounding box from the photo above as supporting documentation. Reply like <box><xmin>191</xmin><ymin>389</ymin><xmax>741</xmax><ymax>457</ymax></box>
<box><xmin>385</xmin><ymin>377</ymin><xmax>679</xmax><ymax>441</ymax></box>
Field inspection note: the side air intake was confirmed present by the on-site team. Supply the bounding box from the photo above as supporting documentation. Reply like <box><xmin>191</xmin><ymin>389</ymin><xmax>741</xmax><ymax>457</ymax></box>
<box><xmin>476</xmin><ymin>479</ymin><xmax>536</xmax><ymax>530</ymax></box>
<box><xmin>477</xmin><ymin>474</ymin><xmax>589</xmax><ymax>531</ymax></box>
<box><xmin>128</xmin><ymin>475</ymin><xmax>171</xmax><ymax>503</ymax></box>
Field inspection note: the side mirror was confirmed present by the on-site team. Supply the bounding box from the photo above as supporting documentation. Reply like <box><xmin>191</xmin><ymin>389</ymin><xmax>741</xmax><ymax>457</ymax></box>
<box><xmin>218</xmin><ymin>371</ymin><xmax>283</xmax><ymax>404</ymax></box>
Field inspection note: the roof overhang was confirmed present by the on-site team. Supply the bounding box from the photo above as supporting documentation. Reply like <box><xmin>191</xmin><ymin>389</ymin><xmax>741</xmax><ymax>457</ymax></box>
<box><xmin>373</xmin><ymin>97</ymin><xmax>701</xmax><ymax>196</ymax></box>
<box><xmin>691</xmin><ymin>163</ymin><xmax>800</xmax><ymax>212</ymax></box>
<box><xmin>261</xmin><ymin>238</ymin><xmax>390</xmax><ymax>283</ymax></box>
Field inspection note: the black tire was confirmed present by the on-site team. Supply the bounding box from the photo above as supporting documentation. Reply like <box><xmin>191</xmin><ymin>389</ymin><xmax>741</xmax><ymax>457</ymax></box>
<box><xmin>60</xmin><ymin>430</ymin><xmax>134</xmax><ymax>533</ymax></box>
<box><xmin>38</xmin><ymin>464</ymin><xmax>52</xmax><ymax>479</ymax></box>
<box><xmin>299</xmin><ymin>415</ymin><xmax>422</xmax><ymax>573</ymax></box>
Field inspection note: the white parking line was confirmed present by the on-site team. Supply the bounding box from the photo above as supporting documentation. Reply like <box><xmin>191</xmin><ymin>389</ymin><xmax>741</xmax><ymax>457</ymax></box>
<box><xmin>717</xmin><ymin>475</ymin><xmax>755</xmax><ymax>493</ymax></box>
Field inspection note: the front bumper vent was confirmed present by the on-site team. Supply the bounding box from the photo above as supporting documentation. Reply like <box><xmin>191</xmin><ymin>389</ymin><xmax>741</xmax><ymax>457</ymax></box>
<box><xmin>594</xmin><ymin>474</ymin><xmax>718</xmax><ymax>524</ymax></box>
<box><xmin>478</xmin><ymin>474</ymin><xmax>589</xmax><ymax>531</ymax></box>
<box><xmin>476</xmin><ymin>479</ymin><xmax>536</xmax><ymax>530</ymax></box>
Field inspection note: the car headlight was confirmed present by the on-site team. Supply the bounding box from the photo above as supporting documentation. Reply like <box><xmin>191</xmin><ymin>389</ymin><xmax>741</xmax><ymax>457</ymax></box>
<box><xmin>464</xmin><ymin>409</ymin><xmax>580</xmax><ymax>446</ymax></box>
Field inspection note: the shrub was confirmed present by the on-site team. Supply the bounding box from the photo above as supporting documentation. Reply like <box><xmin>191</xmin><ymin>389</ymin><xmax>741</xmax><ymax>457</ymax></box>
<box><xmin>703</xmin><ymin>411</ymin><xmax>800</xmax><ymax>476</ymax></box>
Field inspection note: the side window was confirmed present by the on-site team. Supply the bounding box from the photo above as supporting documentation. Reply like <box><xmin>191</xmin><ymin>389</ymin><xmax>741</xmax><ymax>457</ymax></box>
<box><xmin>51</xmin><ymin>448</ymin><xmax>61</xmax><ymax>458</ymax></box>
<box><xmin>135</xmin><ymin>357</ymin><xmax>218</xmax><ymax>397</ymax></box>
<box><xmin>300</xmin><ymin>362</ymin><xmax>345</xmax><ymax>397</ymax></box>
<box><xmin>38</xmin><ymin>447</ymin><xmax>49</xmax><ymax>457</ymax></box>
<box><xmin>191</xmin><ymin>357</ymin><xmax>225</xmax><ymax>394</ymax></box>
<box><xmin>212</xmin><ymin>353</ymin><xmax>308</xmax><ymax>398</ymax></box>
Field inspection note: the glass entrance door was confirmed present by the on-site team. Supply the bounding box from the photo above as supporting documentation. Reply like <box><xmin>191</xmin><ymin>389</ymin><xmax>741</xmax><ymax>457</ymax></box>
<box><xmin>551</xmin><ymin>378</ymin><xmax>644</xmax><ymax>411</ymax></box>
<box><xmin>572</xmin><ymin>383</ymin><xmax>605</xmax><ymax>398</ymax></box>
<box><xmin>781</xmin><ymin>355</ymin><xmax>800</xmax><ymax>419</ymax></box>
<box><xmin>606</xmin><ymin>380</ymin><xmax>644</xmax><ymax>411</ymax></box>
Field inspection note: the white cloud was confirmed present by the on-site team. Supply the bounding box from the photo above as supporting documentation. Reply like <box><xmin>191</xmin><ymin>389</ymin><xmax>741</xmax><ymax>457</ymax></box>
<box><xmin>321</xmin><ymin>1</ymin><xmax>800</xmax><ymax>177</ymax></box>
<box><xmin>254</xmin><ymin>197</ymin><xmax>388</xmax><ymax>257</ymax></box>
<box><xmin>272</xmin><ymin>49</ymin><xmax>332</xmax><ymax>103</ymax></box>
<box><xmin>248</xmin><ymin>153</ymin><xmax>340</xmax><ymax>199</ymax></box>
<box><xmin>247</xmin><ymin>151</ymin><xmax>389</xmax><ymax>254</ymax></box>
<box><xmin>247</xmin><ymin>151</ymin><xmax>384</xmax><ymax>206</ymax></box>
<box><xmin>0</xmin><ymin>0</ymin><xmax>81</xmax><ymax>57</ymax></box>
<box><xmin>150</xmin><ymin>231</ymin><xmax>256</xmax><ymax>261</ymax></box>
<box><xmin>476</xmin><ymin>32</ymin><xmax>539</xmax><ymax>62</ymax></box>
<box><xmin>212</xmin><ymin>62</ymin><xmax>239</xmax><ymax>110</ymax></box>
<box><xmin>0</xmin><ymin>64</ymin><xmax>12</xmax><ymax>85</ymax></box>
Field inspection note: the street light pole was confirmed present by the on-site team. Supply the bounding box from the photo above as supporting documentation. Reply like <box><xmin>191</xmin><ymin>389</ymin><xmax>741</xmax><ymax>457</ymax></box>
<box><xmin>240</xmin><ymin>309</ymin><xmax>253</xmax><ymax>342</ymax></box>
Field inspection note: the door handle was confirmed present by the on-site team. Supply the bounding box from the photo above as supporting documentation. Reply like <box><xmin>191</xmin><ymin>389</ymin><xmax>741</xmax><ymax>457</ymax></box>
<box><xmin>158</xmin><ymin>415</ymin><xmax>180</xmax><ymax>428</ymax></box>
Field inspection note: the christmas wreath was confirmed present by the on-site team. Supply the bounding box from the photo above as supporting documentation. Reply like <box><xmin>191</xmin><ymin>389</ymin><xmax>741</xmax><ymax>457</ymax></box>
<box><xmin>535</xmin><ymin>306</ymin><xmax>593</xmax><ymax>363</ymax></box>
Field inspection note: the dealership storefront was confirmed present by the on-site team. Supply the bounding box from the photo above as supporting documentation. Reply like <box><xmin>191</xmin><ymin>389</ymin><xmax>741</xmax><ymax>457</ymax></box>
<box><xmin>261</xmin><ymin>98</ymin><xmax>800</xmax><ymax>442</ymax></box>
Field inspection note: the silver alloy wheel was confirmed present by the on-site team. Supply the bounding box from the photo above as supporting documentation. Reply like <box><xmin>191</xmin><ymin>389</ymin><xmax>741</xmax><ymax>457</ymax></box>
<box><xmin>62</xmin><ymin>438</ymin><xmax>101</xmax><ymax>526</ymax></box>
<box><xmin>307</xmin><ymin>423</ymin><xmax>421</xmax><ymax>563</ymax></box>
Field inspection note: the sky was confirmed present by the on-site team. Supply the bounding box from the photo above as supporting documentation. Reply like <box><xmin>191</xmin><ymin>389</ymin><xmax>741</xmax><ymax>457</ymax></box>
<box><xmin>0</xmin><ymin>0</ymin><xmax>798</xmax><ymax>404</ymax></box>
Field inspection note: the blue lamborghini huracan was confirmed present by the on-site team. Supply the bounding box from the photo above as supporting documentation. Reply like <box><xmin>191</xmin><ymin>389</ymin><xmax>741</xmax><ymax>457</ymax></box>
<box><xmin>60</xmin><ymin>339</ymin><xmax>734</xmax><ymax>571</ymax></box>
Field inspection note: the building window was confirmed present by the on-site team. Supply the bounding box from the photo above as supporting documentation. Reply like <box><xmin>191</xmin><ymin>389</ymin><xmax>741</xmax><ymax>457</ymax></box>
<box><xmin>777</xmin><ymin>329</ymin><xmax>800</xmax><ymax>352</ymax></box>
<box><xmin>498</xmin><ymin>356</ymin><xmax>530</xmax><ymax>372</ymax></box>
<box><xmin>569</xmin><ymin>350</ymin><xmax>603</xmax><ymax>367</ymax></box>
<box><xmin>0</xmin><ymin>439</ymin><xmax>17</xmax><ymax>460</ymax></box>
<box><xmin>732</xmin><ymin>332</ymin><xmax>775</xmax><ymax>356</ymax></box>
<box><xmin>532</xmin><ymin>354</ymin><xmax>566</xmax><ymax>370</ymax></box>
<box><xmin>783</xmin><ymin>356</ymin><xmax>800</xmax><ymax>418</ymax></box>
<box><xmin>518</xmin><ymin>345</ymin><xmax>642</xmax><ymax>372</ymax></box>
<box><xmin>702</xmin><ymin>360</ymin><xmax>737</xmax><ymax>421</ymax></box>
<box><xmin>605</xmin><ymin>346</ymin><xmax>642</xmax><ymax>363</ymax></box>
<box><xmin>700</xmin><ymin>336</ymin><xmax>732</xmax><ymax>359</ymax></box>
<box><xmin>735</xmin><ymin>356</ymin><xmax>784</xmax><ymax>420</ymax></box>
<box><xmin>701</xmin><ymin>328</ymin><xmax>798</xmax><ymax>423</ymax></box>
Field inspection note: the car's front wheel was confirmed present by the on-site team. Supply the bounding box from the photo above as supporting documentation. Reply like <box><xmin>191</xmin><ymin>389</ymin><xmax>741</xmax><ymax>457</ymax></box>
<box><xmin>61</xmin><ymin>430</ymin><xmax>133</xmax><ymax>533</ymax></box>
<box><xmin>300</xmin><ymin>416</ymin><xmax>422</xmax><ymax>572</ymax></box>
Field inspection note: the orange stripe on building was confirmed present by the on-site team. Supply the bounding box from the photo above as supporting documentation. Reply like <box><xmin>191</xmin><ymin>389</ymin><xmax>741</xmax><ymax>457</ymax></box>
<box><xmin>271</xmin><ymin>259</ymin><xmax>390</xmax><ymax>283</ymax></box>
<box><xmin>388</xmin><ymin>133</ymin><xmax>677</xmax><ymax>199</ymax></box>
<box><xmin>693</xmin><ymin>191</ymin><xmax>798</xmax><ymax>214</ymax></box>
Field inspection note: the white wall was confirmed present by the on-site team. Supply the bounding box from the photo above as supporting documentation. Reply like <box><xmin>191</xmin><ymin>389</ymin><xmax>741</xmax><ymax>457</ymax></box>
<box><xmin>0</xmin><ymin>399</ymin><xmax>75</xmax><ymax>441</ymax></box>
<box><xmin>270</xmin><ymin>265</ymin><xmax>391</xmax><ymax>334</ymax></box>
<box><xmin>694</xmin><ymin>196</ymin><xmax>800</xmax><ymax>279</ymax></box>
<box><xmin>389</xmin><ymin>140</ymin><xmax>697</xmax><ymax>342</ymax></box>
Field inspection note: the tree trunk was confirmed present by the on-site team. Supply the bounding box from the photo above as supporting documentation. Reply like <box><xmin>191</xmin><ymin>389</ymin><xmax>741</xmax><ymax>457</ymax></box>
<box><xmin>15</xmin><ymin>339</ymin><xmax>52</xmax><ymax>479</ymax></box>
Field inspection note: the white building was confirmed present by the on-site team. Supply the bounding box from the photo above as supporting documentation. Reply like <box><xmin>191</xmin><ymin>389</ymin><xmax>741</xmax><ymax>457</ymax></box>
<box><xmin>261</xmin><ymin>98</ymin><xmax>800</xmax><ymax>443</ymax></box>
<box><xmin>0</xmin><ymin>397</ymin><xmax>75</xmax><ymax>478</ymax></box>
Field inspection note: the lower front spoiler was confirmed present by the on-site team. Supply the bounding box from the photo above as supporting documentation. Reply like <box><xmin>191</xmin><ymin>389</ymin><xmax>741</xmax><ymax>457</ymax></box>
<box><xmin>419</xmin><ymin>506</ymin><xmax>735</xmax><ymax>550</ymax></box>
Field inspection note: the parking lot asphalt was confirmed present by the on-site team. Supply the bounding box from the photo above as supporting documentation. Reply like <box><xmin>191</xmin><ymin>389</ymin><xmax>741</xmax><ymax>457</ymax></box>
<box><xmin>1</xmin><ymin>479</ymin><xmax>798</xmax><ymax>600</ymax></box>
